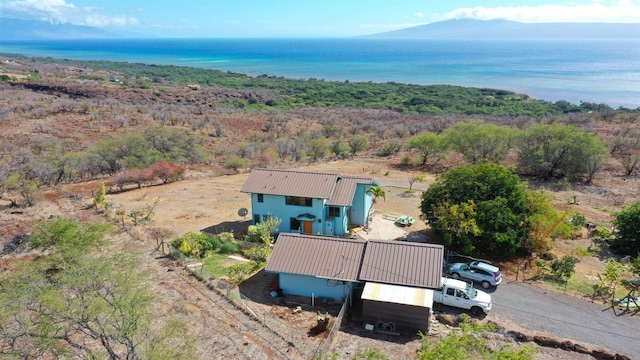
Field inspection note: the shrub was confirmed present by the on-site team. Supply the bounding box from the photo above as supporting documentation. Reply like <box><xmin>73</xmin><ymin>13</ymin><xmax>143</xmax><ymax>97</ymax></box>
<box><xmin>219</xmin><ymin>242</ymin><xmax>239</xmax><ymax>254</ymax></box>
<box><xmin>243</xmin><ymin>246</ymin><xmax>272</xmax><ymax>263</ymax></box>
<box><xmin>151</xmin><ymin>162</ymin><xmax>185</xmax><ymax>184</ymax></box>
<box><xmin>551</xmin><ymin>255</ymin><xmax>576</xmax><ymax>282</ymax></box>
<box><xmin>206</xmin><ymin>236</ymin><xmax>222</xmax><ymax>249</ymax></box>
<box><xmin>226</xmin><ymin>263</ymin><xmax>255</xmax><ymax>284</ymax></box>
<box><xmin>170</xmin><ymin>232</ymin><xmax>212</xmax><ymax>258</ymax></box>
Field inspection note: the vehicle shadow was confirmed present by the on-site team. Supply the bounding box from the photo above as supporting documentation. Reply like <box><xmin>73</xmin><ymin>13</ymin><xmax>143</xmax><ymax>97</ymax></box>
<box><xmin>432</xmin><ymin>303</ymin><xmax>489</xmax><ymax>320</ymax></box>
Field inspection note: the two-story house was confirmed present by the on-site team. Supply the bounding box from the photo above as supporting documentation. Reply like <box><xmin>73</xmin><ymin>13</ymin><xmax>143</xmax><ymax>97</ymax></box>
<box><xmin>241</xmin><ymin>168</ymin><xmax>379</xmax><ymax>237</ymax></box>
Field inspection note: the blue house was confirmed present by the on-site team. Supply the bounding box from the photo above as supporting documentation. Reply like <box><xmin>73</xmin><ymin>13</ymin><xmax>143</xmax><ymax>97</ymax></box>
<box><xmin>241</xmin><ymin>168</ymin><xmax>379</xmax><ymax>237</ymax></box>
<box><xmin>265</xmin><ymin>233</ymin><xmax>445</xmax><ymax>303</ymax></box>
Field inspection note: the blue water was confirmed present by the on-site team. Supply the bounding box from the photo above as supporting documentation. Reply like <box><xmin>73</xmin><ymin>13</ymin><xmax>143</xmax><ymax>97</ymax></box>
<box><xmin>1</xmin><ymin>38</ymin><xmax>639</xmax><ymax>108</ymax></box>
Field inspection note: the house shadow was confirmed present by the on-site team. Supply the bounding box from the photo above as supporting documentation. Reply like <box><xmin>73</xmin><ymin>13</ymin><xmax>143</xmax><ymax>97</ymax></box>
<box><xmin>238</xmin><ymin>269</ymin><xmax>280</xmax><ymax>306</ymax></box>
<box><xmin>338</xmin><ymin>317</ymin><xmax>423</xmax><ymax>345</ymax></box>
<box><xmin>201</xmin><ymin>220</ymin><xmax>252</xmax><ymax>236</ymax></box>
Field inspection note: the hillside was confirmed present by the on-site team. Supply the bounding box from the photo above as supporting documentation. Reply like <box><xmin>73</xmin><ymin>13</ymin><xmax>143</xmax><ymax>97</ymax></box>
<box><xmin>1</xmin><ymin>55</ymin><xmax>640</xmax><ymax>359</ymax></box>
<box><xmin>368</xmin><ymin>19</ymin><xmax>640</xmax><ymax>39</ymax></box>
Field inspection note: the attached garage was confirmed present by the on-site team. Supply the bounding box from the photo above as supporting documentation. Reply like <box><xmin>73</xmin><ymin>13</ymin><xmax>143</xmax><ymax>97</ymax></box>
<box><xmin>361</xmin><ymin>282</ymin><xmax>434</xmax><ymax>333</ymax></box>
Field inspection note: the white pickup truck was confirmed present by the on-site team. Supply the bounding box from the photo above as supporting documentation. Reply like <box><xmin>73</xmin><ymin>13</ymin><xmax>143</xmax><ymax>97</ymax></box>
<box><xmin>433</xmin><ymin>277</ymin><xmax>492</xmax><ymax>316</ymax></box>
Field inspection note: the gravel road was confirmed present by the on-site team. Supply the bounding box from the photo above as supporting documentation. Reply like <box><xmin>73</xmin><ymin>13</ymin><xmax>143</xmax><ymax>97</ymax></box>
<box><xmin>489</xmin><ymin>279</ymin><xmax>640</xmax><ymax>358</ymax></box>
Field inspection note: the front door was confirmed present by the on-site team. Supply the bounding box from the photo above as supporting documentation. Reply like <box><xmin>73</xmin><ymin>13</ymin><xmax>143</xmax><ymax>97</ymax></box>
<box><xmin>303</xmin><ymin>220</ymin><xmax>313</xmax><ymax>234</ymax></box>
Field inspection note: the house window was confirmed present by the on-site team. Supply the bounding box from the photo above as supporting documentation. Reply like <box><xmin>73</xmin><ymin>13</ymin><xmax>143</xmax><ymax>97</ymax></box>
<box><xmin>328</xmin><ymin>207</ymin><xmax>340</xmax><ymax>217</ymax></box>
<box><xmin>254</xmin><ymin>214</ymin><xmax>261</xmax><ymax>224</ymax></box>
<box><xmin>285</xmin><ymin>196</ymin><xmax>312</xmax><ymax>207</ymax></box>
<box><xmin>290</xmin><ymin>218</ymin><xmax>301</xmax><ymax>232</ymax></box>
<box><xmin>257</xmin><ymin>194</ymin><xmax>264</xmax><ymax>203</ymax></box>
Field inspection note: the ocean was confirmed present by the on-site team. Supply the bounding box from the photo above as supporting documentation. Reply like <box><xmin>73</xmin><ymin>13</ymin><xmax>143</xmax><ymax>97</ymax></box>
<box><xmin>0</xmin><ymin>38</ymin><xmax>638</xmax><ymax>108</ymax></box>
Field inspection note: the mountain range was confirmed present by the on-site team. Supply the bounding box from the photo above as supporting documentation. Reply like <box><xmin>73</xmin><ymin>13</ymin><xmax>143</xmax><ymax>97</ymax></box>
<box><xmin>369</xmin><ymin>19</ymin><xmax>640</xmax><ymax>39</ymax></box>
<box><xmin>2</xmin><ymin>17</ymin><xmax>640</xmax><ymax>40</ymax></box>
<box><xmin>0</xmin><ymin>18</ymin><xmax>119</xmax><ymax>40</ymax></box>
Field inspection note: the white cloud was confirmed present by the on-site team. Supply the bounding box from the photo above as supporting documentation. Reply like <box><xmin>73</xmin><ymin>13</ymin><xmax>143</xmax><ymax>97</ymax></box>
<box><xmin>442</xmin><ymin>0</ymin><xmax>640</xmax><ymax>23</ymax></box>
<box><xmin>415</xmin><ymin>11</ymin><xmax>424</xmax><ymax>18</ymax></box>
<box><xmin>0</xmin><ymin>0</ymin><xmax>138</xmax><ymax>27</ymax></box>
<box><xmin>360</xmin><ymin>23</ymin><xmax>426</xmax><ymax>30</ymax></box>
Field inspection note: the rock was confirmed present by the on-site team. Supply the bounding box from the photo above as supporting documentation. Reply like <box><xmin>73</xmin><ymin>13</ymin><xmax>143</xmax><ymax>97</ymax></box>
<box><xmin>534</xmin><ymin>335</ymin><xmax>564</xmax><ymax>348</ymax></box>
<box><xmin>435</xmin><ymin>314</ymin><xmax>456</xmax><ymax>326</ymax></box>
<box><xmin>590</xmin><ymin>348</ymin><xmax>617</xmax><ymax>360</ymax></box>
<box><xmin>614</xmin><ymin>354</ymin><xmax>632</xmax><ymax>360</ymax></box>
<box><xmin>507</xmin><ymin>330</ymin><xmax>533</xmax><ymax>342</ymax></box>
<box><xmin>574</xmin><ymin>343</ymin><xmax>591</xmax><ymax>354</ymax></box>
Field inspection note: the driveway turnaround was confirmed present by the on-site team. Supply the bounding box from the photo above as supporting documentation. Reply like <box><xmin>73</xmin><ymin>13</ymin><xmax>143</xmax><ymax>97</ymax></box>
<box><xmin>490</xmin><ymin>279</ymin><xmax>640</xmax><ymax>357</ymax></box>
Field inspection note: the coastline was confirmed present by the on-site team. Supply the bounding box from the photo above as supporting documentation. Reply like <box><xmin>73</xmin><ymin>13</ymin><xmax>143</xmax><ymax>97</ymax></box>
<box><xmin>1</xmin><ymin>38</ymin><xmax>639</xmax><ymax>108</ymax></box>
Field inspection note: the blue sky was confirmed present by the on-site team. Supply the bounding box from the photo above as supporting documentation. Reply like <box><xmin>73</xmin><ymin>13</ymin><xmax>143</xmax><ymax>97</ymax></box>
<box><xmin>1</xmin><ymin>0</ymin><xmax>639</xmax><ymax>37</ymax></box>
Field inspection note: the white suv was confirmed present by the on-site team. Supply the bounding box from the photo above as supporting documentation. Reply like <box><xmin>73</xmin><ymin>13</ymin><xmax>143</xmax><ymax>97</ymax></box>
<box><xmin>448</xmin><ymin>261</ymin><xmax>502</xmax><ymax>289</ymax></box>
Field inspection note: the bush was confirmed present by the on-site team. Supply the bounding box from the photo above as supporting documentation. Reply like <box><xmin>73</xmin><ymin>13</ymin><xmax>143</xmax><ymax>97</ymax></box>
<box><xmin>551</xmin><ymin>255</ymin><xmax>576</xmax><ymax>282</ymax></box>
<box><xmin>219</xmin><ymin>242</ymin><xmax>239</xmax><ymax>254</ymax></box>
<box><xmin>243</xmin><ymin>246</ymin><xmax>272</xmax><ymax>263</ymax></box>
<box><xmin>226</xmin><ymin>263</ymin><xmax>255</xmax><ymax>284</ymax></box>
<box><xmin>207</xmin><ymin>236</ymin><xmax>223</xmax><ymax>249</ymax></box>
<box><xmin>170</xmin><ymin>232</ymin><xmax>212</xmax><ymax>258</ymax></box>
<box><xmin>151</xmin><ymin>162</ymin><xmax>185</xmax><ymax>184</ymax></box>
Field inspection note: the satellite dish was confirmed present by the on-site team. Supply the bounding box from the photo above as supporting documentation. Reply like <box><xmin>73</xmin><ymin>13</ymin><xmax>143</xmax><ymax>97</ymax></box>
<box><xmin>238</xmin><ymin>208</ymin><xmax>248</xmax><ymax>218</ymax></box>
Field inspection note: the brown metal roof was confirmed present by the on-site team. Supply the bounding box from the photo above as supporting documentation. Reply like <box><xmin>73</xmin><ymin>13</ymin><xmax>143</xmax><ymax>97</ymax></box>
<box><xmin>265</xmin><ymin>234</ymin><xmax>445</xmax><ymax>289</ymax></box>
<box><xmin>241</xmin><ymin>169</ymin><xmax>377</xmax><ymax>205</ymax></box>
<box><xmin>358</xmin><ymin>240</ymin><xmax>444</xmax><ymax>289</ymax></box>
<box><xmin>327</xmin><ymin>176</ymin><xmax>376</xmax><ymax>207</ymax></box>
<box><xmin>241</xmin><ymin>168</ymin><xmax>339</xmax><ymax>199</ymax></box>
<box><xmin>265</xmin><ymin>233</ymin><xmax>367</xmax><ymax>282</ymax></box>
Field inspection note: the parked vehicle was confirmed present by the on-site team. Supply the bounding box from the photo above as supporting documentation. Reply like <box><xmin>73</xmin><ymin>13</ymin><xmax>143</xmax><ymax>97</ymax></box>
<box><xmin>448</xmin><ymin>261</ymin><xmax>502</xmax><ymax>289</ymax></box>
<box><xmin>434</xmin><ymin>277</ymin><xmax>492</xmax><ymax>316</ymax></box>
<box><xmin>394</xmin><ymin>215</ymin><xmax>414</xmax><ymax>227</ymax></box>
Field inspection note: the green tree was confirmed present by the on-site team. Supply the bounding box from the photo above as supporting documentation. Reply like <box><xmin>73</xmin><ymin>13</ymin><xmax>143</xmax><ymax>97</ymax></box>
<box><xmin>28</xmin><ymin>218</ymin><xmax>111</xmax><ymax>264</ymax></box>
<box><xmin>432</xmin><ymin>200</ymin><xmax>482</xmax><ymax>254</ymax></box>
<box><xmin>526</xmin><ymin>190</ymin><xmax>570</xmax><ymax>254</ymax></box>
<box><xmin>408</xmin><ymin>174</ymin><xmax>425</xmax><ymax>191</ymax></box>
<box><xmin>0</xmin><ymin>252</ymin><xmax>194</xmax><ymax>359</ymax></box>
<box><xmin>2</xmin><ymin>172</ymin><xmax>40</xmax><ymax>207</ymax></box>
<box><xmin>443</xmin><ymin>121</ymin><xmax>512</xmax><ymax>164</ymax></box>
<box><xmin>366</xmin><ymin>186</ymin><xmax>387</xmax><ymax>205</ymax></box>
<box><xmin>610</xmin><ymin>201</ymin><xmax>640</xmax><ymax>256</ymax></box>
<box><xmin>306</xmin><ymin>137</ymin><xmax>331</xmax><ymax>162</ymax></box>
<box><xmin>551</xmin><ymin>255</ymin><xmax>576</xmax><ymax>282</ymax></box>
<box><xmin>0</xmin><ymin>218</ymin><xmax>195</xmax><ymax>359</ymax></box>
<box><xmin>406</xmin><ymin>132</ymin><xmax>447</xmax><ymax>165</ymax></box>
<box><xmin>421</xmin><ymin>163</ymin><xmax>531</xmax><ymax>256</ymax></box>
<box><xmin>331</xmin><ymin>139</ymin><xmax>351</xmax><ymax>159</ymax></box>
<box><xmin>348</xmin><ymin>135</ymin><xmax>369</xmax><ymax>156</ymax></box>
<box><xmin>595</xmin><ymin>260</ymin><xmax>626</xmax><ymax>301</ymax></box>
<box><xmin>244</xmin><ymin>216</ymin><xmax>282</xmax><ymax>245</ymax></box>
<box><xmin>516</xmin><ymin>124</ymin><xmax>608</xmax><ymax>182</ymax></box>
<box><xmin>224</xmin><ymin>155</ymin><xmax>249</xmax><ymax>173</ymax></box>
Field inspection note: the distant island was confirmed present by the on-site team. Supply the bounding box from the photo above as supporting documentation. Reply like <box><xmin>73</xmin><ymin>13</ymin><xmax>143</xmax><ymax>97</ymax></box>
<box><xmin>3</xmin><ymin>17</ymin><xmax>640</xmax><ymax>41</ymax></box>
<box><xmin>0</xmin><ymin>18</ymin><xmax>119</xmax><ymax>40</ymax></box>
<box><xmin>367</xmin><ymin>19</ymin><xmax>640</xmax><ymax>39</ymax></box>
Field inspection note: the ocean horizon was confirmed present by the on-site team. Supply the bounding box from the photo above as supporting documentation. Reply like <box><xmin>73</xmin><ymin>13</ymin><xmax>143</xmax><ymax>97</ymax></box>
<box><xmin>1</xmin><ymin>38</ymin><xmax>639</xmax><ymax>109</ymax></box>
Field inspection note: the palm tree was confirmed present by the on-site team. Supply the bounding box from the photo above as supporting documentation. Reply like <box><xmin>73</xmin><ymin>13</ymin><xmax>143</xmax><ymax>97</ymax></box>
<box><xmin>366</xmin><ymin>186</ymin><xmax>386</xmax><ymax>204</ymax></box>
